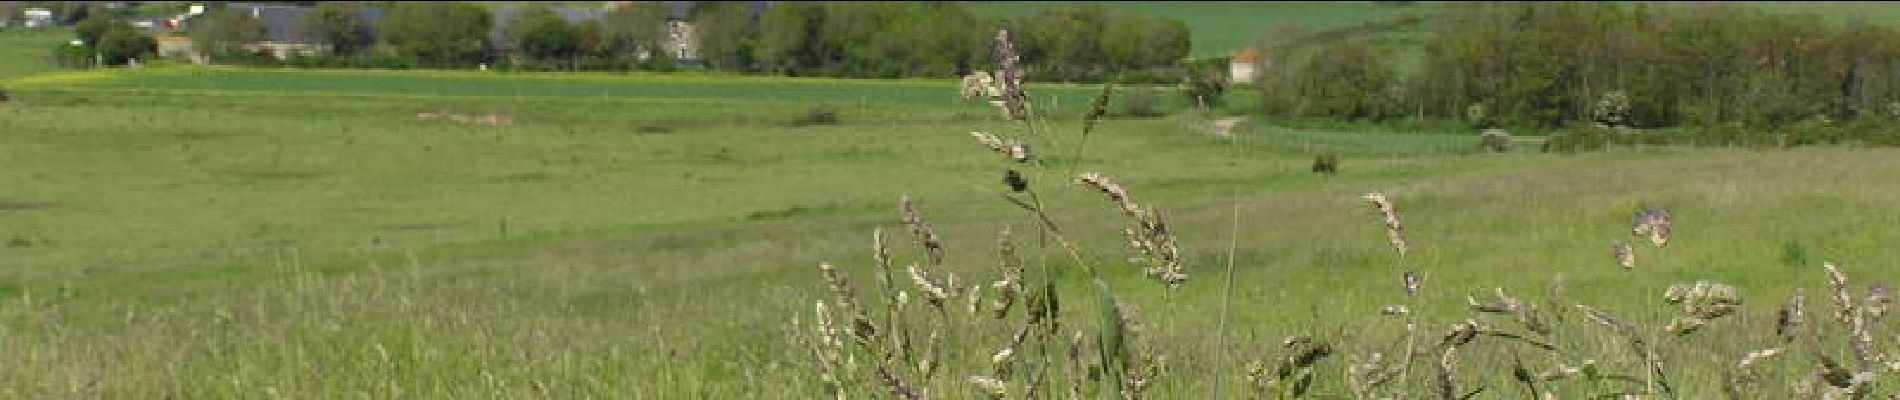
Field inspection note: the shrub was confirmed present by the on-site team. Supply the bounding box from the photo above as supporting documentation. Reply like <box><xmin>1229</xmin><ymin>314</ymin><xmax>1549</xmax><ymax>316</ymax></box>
<box><xmin>791</xmin><ymin>105</ymin><xmax>841</xmax><ymax>127</ymax></box>
<box><xmin>1181</xmin><ymin>66</ymin><xmax>1227</xmax><ymax>108</ymax></box>
<box><xmin>1478</xmin><ymin>128</ymin><xmax>1512</xmax><ymax>152</ymax></box>
<box><xmin>1782</xmin><ymin>115</ymin><xmax>1843</xmax><ymax>148</ymax></box>
<box><xmin>1311</xmin><ymin>154</ymin><xmax>1339</xmax><ymax>174</ymax></box>
<box><xmin>1117</xmin><ymin>87</ymin><xmax>1166</xmax><ymax>118</ymax></box>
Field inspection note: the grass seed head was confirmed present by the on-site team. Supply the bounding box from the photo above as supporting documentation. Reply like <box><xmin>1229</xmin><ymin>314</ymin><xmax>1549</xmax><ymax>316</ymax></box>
<box><xmin>1003</xmin><ymin>169</ymin><xmax>1028</xmax><ymax>193</ymax></box>
<box><xmin>1612</xmin><ymin>241</ymin><xmax>1635</xmax><ymax>269</ymax></box>
<box><xmin>991</xmin><ymin>29</ymin><xmax>1030</xmax><ymax>121</ymax></box>
<box><xmin>1362</xmin><ymin>192</ymin><xmax>1408</xmax><ymax>257</ymax></box>
<box><xmin>1867</xmin><ymin>284</ymin><xmax>1892</xmax><ymax>319</ymax></box>
<box><xmin>1739</xmin><ymin>348</ymin><xmax>1783</xmax><ymax>369</ymax></box>
<box><xmin>969</xmin><ymin>375</ymin><xmax>1008</xmax><ymax>399</ymax></box>
<box><xmin>899</xmin><ymin>195</ymin><xmax>945</xmax><ymax>266</ymax></box>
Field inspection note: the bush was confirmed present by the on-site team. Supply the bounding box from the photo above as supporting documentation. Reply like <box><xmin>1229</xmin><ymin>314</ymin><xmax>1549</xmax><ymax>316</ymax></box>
<box><xmin>1181</xmin><ymin>66</ymin><xmax>1227</xmax><ymax>109</ymax></box>
<box><xmin>1478</xmin><ymin>128</ymin><xmax>1512</xmax><ymax>152</ymax></box>
<box><xmin>1117</xmin><ymin>87</ymin><xmax>1166</xmax><ymax>118</ymax></box>
<box><xmin>1781</xmin><ymin>115</ymin><xmax>1843</xmax><ymax>148</ymax></box>
<box><xmin>791</xmin><ymin>105</ymin><xmax>841</xmax><ymax>127</ymax></box>
<box><xmin>1311</xmin><ymin>154</ymin><xmax>1339</xmax><ymax>174</ymax></box>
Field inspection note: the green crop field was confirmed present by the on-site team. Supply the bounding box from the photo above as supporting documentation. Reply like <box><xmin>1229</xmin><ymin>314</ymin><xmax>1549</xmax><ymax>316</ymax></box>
<box><xmin>4</xmin><ymin>25</ymin><xmax>1900</xmax><ymax>399</ymax></box>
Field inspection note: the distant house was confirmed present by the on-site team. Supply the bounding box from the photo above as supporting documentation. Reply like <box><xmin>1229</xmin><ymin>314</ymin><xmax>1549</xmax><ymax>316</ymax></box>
<box><xmin>224</xmin><ymin>3</ymin><xmax>387</xmax><ymax>59</ymax></box>
<box><xmin>1229</xmin><ymin>48</ymin><xmax>1264</xmax><ymax>85</ymax></box>
<box><xmin>155</xmin><ymin>35</ymin><xmax>201</xmax><ymax>63</ymax></box>
<box><xmin>22</xmin><ymin>7</ymin><xmax>53</xmax><ymax>28</ymax></box>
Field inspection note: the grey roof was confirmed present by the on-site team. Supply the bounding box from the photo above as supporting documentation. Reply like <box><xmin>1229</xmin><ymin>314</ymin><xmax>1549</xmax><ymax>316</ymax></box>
<box><xmin>230</xmin><ymin>3</ymin><xmax>305</xmax><ymax>43</ymax></box>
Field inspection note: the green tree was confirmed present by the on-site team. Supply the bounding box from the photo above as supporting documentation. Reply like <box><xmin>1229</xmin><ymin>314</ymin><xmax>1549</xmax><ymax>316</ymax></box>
<box><xmin>753</xmin><ymin>1</ymin><xmax>823</xmax><ymax>74</ymax></box>
<box><xmin>1270</xmin><ymin>38</ymin><xmax>1399</xmax><ymax>121</ymax></box>
<box><xmin>599</xmin><ymin>0</ymin><xmax>670</xmax><ymax>61</ymax></box>
<box><xmin>86</xmin><ymin>18</ymin><xmax>157</xmax><ymax>65</ymax></box>
<box><xmin>380</xmin><ymin>1</ymin><xmax>491</xmax><ymax>67</ymax></box>
<box><xmin>508</xmin><ymin>3</ymin><xmax>579</xmax><ymax>62</ymax></box>
<box><xmin>301</xmin><ymin>1</ymin><xmax>373</xmax><ymax>55</ymax></box>
<box><xmin>691</xmin><ymin>1</ymin><xmax>757</xmax><ymax>70</ymax></box>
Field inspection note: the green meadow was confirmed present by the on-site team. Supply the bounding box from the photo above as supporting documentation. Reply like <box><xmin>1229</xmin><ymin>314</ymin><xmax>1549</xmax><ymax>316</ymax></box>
<box><xmin>1</xmin><ymin>65</ymin><xmax>1896</xmax><ymax>398</ymax></box>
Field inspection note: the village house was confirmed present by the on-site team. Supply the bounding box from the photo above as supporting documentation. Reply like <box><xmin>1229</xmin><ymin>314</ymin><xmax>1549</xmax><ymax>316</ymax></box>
<box><xmin>1229</xmin><ymin>48</ymin><xmax>1264</xmax><ymax>85</ymax></box>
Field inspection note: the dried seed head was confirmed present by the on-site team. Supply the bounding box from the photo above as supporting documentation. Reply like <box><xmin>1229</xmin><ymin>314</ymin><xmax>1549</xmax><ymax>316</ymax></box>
<box><xmin>1003</xmin><ymin>169</ymin><xmax>1028</xmax><ymax>193</ymax></box>
<box><xmin>971</xmin><ymin>131</ymin><xmax>1009</xmax><ymax>153</ymax></box>
<box><xmin>1538</xmin><ymin>363</ymin><xmax>1583</xmax><ymax>381</ymax></box>
<box><xmin>1611</xmin><ymin>241</ymin><xmax>1635</xmax><ymax>269</ymax></box>
<box><xmin>969</xmin><ymin>375</ymin><xmax>1008</xmax><ymax>399</ymax></box>
<box><xmin>1363</xmin><ymin>192</ymin><xmax>1408</xmax><ymax>257</ymax></box>
<box><xmin>1008</xmin><ymin>141</ymin><xmax>1032</xmax><ymax>163</ymax></box>
<box><xmin>1825</xmin><ymin>262</ymin><xmax>1854</xmax><ymax>323</ymax></box>
<box><xmin>1084</xmin><ymin>84</ymin><xmax>1112</xmax><ymax>133</ymax></box>
<box><xmin>899</xmin><ymin>195</ymin><xmax>945</xmax><ymax>266</ymax></box>
<box><xmin>1403</xmin><ymin>271</ymin><xmax>1422</xmax><ymax>297</ymax></box>
<box><xmin>1867</xmin><ymin>284</ymin><xmax>1892</xmax><ymax>319</ymax></box>
<box><xmin>1664</xmin><ymin>317</ymin><xmax>1708</xmax><ymax>335</ymax></box>
<box><xmin>1632</xmin><ymin>208</ymin><xmax>1672</xmax><ymax>247</ymax></box>
<box><xmin>908</xmin><ymin>265</ymin><xmax>950</xmax><ymax>308</ymax></box>
<box><xmin>819</xmin><ymin>263</ymin><xmax>878</xmax><ymax>341</ymax></box>
<box><xmin>1777</xmin><ymin>290</ymin><xmax>1805</xmax><ymax>340</ymax></box>
<box><xmin>1441</xmin><ymin>319</ymin><xmax>1482</xmax><ymax>346</ymax></box>
<box><xmin>1576</xmin><ymin>304</ymin><xmax>1634</xmax><ymax>334</ymax></box>
<box><xmin>1739</xmin><ymin>348</ymin><xmax>1784</xmax><ymax>369</ymax></box>
<box><xmin>990</xmin><ymin>29</ymin><xmax>1029</xmax><ymax>120</ymax></box>
<box><xmin>1381</xmin><ymin>304</ymin><xmax>1411</xmax><ymax>316</ymax></box>
<box><xmin>1078</xmin><ymin>173</ymin><xmax>1141</xmax><ymax>218</ymax></box>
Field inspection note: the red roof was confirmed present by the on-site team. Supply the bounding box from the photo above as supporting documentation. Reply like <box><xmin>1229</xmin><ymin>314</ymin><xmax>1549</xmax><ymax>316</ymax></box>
<box><xmin>1232</xmin><ymin>48</ymin><xmax>1261</xmax><ymax>64</ymax></box>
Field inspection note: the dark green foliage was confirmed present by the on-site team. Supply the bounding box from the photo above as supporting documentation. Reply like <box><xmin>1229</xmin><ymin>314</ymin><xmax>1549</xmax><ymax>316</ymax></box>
<box><xmin>1182</xmin><ymin>64</ymin><xmax>1228</xmax><ymax>109</ymax></box>
<box><xmin>302</xmin><ymin>1</ymin><xmax>374</xmax><ymax>55</ymax></box>
<box><xmin>1311</xmin><ymin>154</ymin><xmax>1339</xmax><ymax>174</ymax></box>
<box><xmin>1261</xmin><ymin>38</ymin><xmax>1402</xmax><ymax>122</ymax></box>
<box><xmin>509</xmin><ymin>3</ymin><xmax>581</xmax><ymax>62</ymax></box>
<box><xmin>1408</xmin><ymin>1</ymin><xmax>1900</xmax><ymax>141</ymax></box>
<box><xmin>69</xmin><ymin>16</ymin><xmax>156</xmax><ymax>66</ymax></box>
<box><xmin>380</xmin><ymin>2</ymin><xmax>492</xmax><ymax>67</ymax></box>
<box><xmin>692</xmin><ymin>1</ymin><xmax>757</xmax><ymax>71</ymax></box>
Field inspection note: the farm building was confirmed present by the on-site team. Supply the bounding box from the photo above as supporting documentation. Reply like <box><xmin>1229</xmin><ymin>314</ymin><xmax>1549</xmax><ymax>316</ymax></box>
<box><xmin>1229</xmin><ymin>48</ymin><xmax>1264</xmax><ymax>85</ymax></box>
<box><xmin>155</xmin><ymin>35</ymin><xmax>201</xmax><ymax>63</ymax></box>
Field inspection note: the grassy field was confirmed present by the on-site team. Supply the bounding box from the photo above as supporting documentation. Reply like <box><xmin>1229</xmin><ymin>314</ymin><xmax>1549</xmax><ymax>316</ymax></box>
<box><xmin>4</xmin><ymin>52</ymin><xmax>1900</xmax><ymax>399</ymax></box>
<box><xmin>0</xmin><ymin>28</ymin><xmax>68</xmax><ymax>82</ymax></box>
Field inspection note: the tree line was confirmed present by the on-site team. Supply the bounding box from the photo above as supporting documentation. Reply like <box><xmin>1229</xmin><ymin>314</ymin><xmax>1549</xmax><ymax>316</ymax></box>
<box><xmin>1261</xmin><ymin>1</ymin><xmax>1900</xmax><ymax>146</ymax></box>
<box><xmin>68</xmin><ymin>1</ymin><xmax>1195</xmax><ymax>82</ymax></box>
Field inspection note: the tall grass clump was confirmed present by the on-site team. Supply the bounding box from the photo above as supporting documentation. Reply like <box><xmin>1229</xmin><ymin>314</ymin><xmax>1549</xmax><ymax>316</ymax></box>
<box><xmin>794</xmin><ymin>28</ymin><xmax>1176</xmax><ymax>399</ymax></box>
